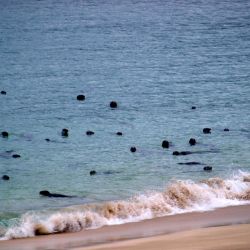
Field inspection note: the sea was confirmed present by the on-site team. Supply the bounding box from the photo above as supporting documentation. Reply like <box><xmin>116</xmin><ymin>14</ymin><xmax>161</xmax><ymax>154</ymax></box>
<box><xmin>0</xmin><ymin>0</ymin><xmax>250</xmax><ymax>240</ymax></box>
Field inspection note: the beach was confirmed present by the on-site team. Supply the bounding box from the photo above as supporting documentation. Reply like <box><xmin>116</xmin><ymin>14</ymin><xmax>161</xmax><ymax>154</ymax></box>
<box><xmin>1</xmin><ymin>0</ymin><xmax>250</xmax><ymax>250</ymax></box>
<box><xmin>1</xmin><ymin>204</ymin><xmax>250</xmax><ymax>250</ymax></box>
<box><xmin>80</xmin><ymin>224</ymin><xmax>250</xmax><ymax>250</ymax></box>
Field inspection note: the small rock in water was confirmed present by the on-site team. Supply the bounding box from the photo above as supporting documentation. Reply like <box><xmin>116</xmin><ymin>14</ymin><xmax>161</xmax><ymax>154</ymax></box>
<box><xmin>203</xmin><ymin>166</ymin><xmax>212</xmax><ymax>171</ymax></box>
<box><xmin>77</xmin><ymin>94</ymin><xmax>85</xmax><ymax>101</ymax></box>
<box><xmin>224</xmin><ymin>128</ymin><xmax>230</xmax><ymax>132</ymax></box>
<box><xmin>1</xmin><ymin>131</ymin><xmax>9</xmax><ymax>138</ymax></box>
<box><xmin>61</xmin><ymin>128</ymin><xmax>69</xmax><ymax>137</ymax></box>
<box><xmin>12</xmin><ymin>154</ymin><xmax>21</xmax><ymax>158</ymax></box>
<box><xmin>173</xmin><ymin>151</ymin><xmax>192</xmax><ymax>156</ymax></box>
<box><xmin>2</xmin><ymin>175</ymin><xmax>10</xmax><ymax>180</ymax></box>
<box><xmin>110</xmin><ymin>101</ymin><xmax>118</xmax><ymax>108</ymax></box>
<box><xmin>180</xmin><ymin>151</ymin><xmax>192</xmax><ymax>155</ymax></box>
<box><xmin>116</xmin><ymin>132</ymin><xmax>123</xmax><ymax>136</ymax></box>
<box><xmin>86</xmin><ymin>130</ymin><xmax>94</xmax><ymax>136</ymax></box>
<box><xmin>130</xmin><ymin>147</ymin><xmax>136</xmax><ymax>153</ymax></box>
<box><xmin>1</xmin><ymin>91</ymin><xmax>6</xmax><ymax>95</ymax></box>
<box><xmin>189</xmin><ymin>138</ymin><xmax>196</xmax><ymax>146</ymax></box>
<box><xmin>162</xmin><ymin>140</ymin><xmax>169</xmax><ymax>148</ymax></box>
<box><xmin>39</xmin><ymin>190</ymin><xmax>73</xmax><ymax>198</ymax></box>
<box><xmin>203</xmin><ymin>128</ymin><xmax>211</xmax><ymax>134</ymax></box>
<box><xmin>178</xmin><ymin>162</ymin><xmax>202</xmax><ymax>165</ymax></box>
<box><xmin>39</xmin><ymin>190</ymin><xmax>51</xmax><ymax>197</ymax></box>
<box><xmin>173</xmin><ymin>151</ymin><xmax>180</xmax><ymax>156</ymax></box>
<box><xmin>90</xmin><ymin>170</ymin><xmax>96</xmax><ymax>176</ymax></box>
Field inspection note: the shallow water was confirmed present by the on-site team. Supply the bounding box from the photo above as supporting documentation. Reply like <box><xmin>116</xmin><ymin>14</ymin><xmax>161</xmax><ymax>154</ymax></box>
<box><xmin>0</xmin><ymin>0</ymin><xmax>250</xmax><ymax>238</ymax></box>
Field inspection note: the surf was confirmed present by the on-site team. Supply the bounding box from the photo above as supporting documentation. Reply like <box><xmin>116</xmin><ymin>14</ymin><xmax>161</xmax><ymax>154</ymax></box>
<box><xmin>1</xmin><ymin>170</ymin><xmax>250</xmax><ymax>240</ymax></box>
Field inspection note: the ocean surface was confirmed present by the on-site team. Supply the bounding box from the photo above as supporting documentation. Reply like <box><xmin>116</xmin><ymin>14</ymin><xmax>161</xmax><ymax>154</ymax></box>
<box><xmin>0</xmin><ymin>0</ymin><xmax>250</xmax><ymax>239</ymax></box>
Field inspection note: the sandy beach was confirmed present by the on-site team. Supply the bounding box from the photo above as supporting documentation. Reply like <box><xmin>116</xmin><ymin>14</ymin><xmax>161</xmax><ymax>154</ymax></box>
<box><xmin>80</xmin><ymin>224</ymin><xmax>250</xmax><ymax>250</ymax></box>
<box><xmin>0</xmin><ymin>204</ymin><xmax>250</xmax><ymax>250</ymax></box>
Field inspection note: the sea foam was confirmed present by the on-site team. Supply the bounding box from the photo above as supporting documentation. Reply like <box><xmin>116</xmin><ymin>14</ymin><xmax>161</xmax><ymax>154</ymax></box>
<box><xmin>2</xmin><ymin>171</ymin><xmax>250</xmax><ymax>240</ymax></box>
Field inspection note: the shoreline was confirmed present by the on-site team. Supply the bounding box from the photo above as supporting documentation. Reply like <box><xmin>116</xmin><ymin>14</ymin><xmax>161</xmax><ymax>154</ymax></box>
<box><xmin>0</xmin><ymin>204</ymin><xmax>250</xmax><ymax>250</ymax></box>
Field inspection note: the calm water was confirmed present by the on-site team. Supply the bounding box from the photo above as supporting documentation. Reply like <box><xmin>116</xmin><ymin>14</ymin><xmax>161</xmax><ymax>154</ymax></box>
<box><xmin>0</xmin><ymin>0</ymin><xmax>250</xmax><ymax>231</ymax></box>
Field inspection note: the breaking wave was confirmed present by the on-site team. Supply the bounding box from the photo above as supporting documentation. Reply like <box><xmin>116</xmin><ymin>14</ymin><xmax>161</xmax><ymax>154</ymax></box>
<box><xmin>1</xmin><ymin>171</ymin><xmax>250</xmax><ymax>240</ymax></box>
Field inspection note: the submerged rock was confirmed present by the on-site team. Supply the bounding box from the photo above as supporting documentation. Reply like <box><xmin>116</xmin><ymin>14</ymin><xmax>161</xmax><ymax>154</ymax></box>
<box><xmin>5</xmin><ymin>150</ymin><xmax>14</xmax><ymax>153</ymax></box>
<box><xmin>39</xmin><ymin>190</ymin><xmax>74</xmax><ymax>198</ymax></box>
<box><xmin>86</xmin><ymin>130</ymin><xmax>95</xmax><ymax>136</ymax></box>
<box><xmin>162</xmin><ymin>140</ymin><xmax>169</xmax><ymax>148</ymax></box>
<box><xmin>180</xmin><ymin>151</ymin><xmax>192</xmax><ymax>155</ymax></box>
<box><xmin>2</xmin><ymin>175</ymin><xmax>10</xmax><ymax>180</ymax></box>
<box><xmin>90</xmin><ymin>170</ymin><xmax>96</xmax><ymax>176</ymax></box>
<box><xmin>178</xmin><ymin>162</ymin><xmax>202</xmax><ymax>165</ymax></box>
<box><xmin>203</xmin><ymin>128</ymin><xmax>211</xmax><ymax>134</ymax></box>
<box><xmin>77</xmin><ymin>94</ymin><xmax>85</xmax><ymax>101</ymax></box>
<box><xmin>12</xmin><ymin>154</ymin><xmax>21</xmax><ymax>158</ymax></box>
<box><xmin>189</xmin><ymin>138</ymin><xmax>196</xmax><ymax>146</ymax></box>
<box><xmin>103</xmin><ymin>170</ymin><xmax>120</xmax><ymax>175</ymax></box>
<box><xmin>110</xmin><ymin>101</ymin><xmax>118</xmax><ymax>108</ymax></box>
<box><xmin>61</xmin><ymin>128</ymin><xmax>69</xmax><ymax>137</ymax></box>
<box><xmin>203</xmin><ymin>166</ymin><xmax>212</xmax><ymax>171</ymax></box>
<box><xmin>173</xmin><ymin>151</ymin><xmax>192</xmax><ymax>156</ymax></box>
<box><xmin>130</xmin><ymin>147</ymin><xmax>136</xmax><ymax>153</ymax></box>
<box><xmin>1</xmin><ymin>131</ymin><xmax>9</xmax><ymax>138</ymax></box>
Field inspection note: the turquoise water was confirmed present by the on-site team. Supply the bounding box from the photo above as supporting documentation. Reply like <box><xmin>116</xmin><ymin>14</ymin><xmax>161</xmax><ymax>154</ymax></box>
<box><xmin>0</xmin><ymin>0</ymin><xmax>250</xmax><ymax>236</ymax></box>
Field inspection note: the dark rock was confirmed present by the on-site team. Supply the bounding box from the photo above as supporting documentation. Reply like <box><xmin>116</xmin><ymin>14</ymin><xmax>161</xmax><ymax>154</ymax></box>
<box><xmin>189</xmin><ymin>138</ymin><xmax>196</xmax><ymax>146</ymax></box>
<box><xmin>12</xmin><ymin>154</ymin><xmax>21</xmax><ymax>158</ymax></box>
<box><xmin>110</xmin><ymin>101</ymin><xmax>118</xmax><ymax>108</ymax></box>
<box><xmin>1</xmin><ymin>91</ymin><xmax>6</xmax><ymax>95</ymax></box>
<box><xmin>173</xmin><ymin>151</ymin><xmax>180</xmax><ymax>156</ymax></box>
<box><xmin>39</xmin><ymin>190</ymin><xmax>74</xmax><ymax>198</ymax></box>
<box><xmin>224</xmin><ymin>128</ymin><xmax>230</xmax><ymax>132</ymax></box>
<box><xmin>180</xmin><ymin>151</ymin><xmax>192</xmax><ymax>155</ymax></box>
<box><xmin>173</xmin><ymin>151</ymin><xmax>192</xmax><ymax>156</ymax></box>
<box><xmin>86</xmin><ymin>130</ymin><xmax>94</xmax><ymax>136</ymax></box>
<box><xmin>45</xmin><ymin>138</ymin><xmax>50</xmax><ymax>142</ymax></box>
<box><xmin>90</xmin><ymin>170</ymin><xmax>96</xmax><ymax>176</ymax></box>
<box><xmin>130</xmin><ymin>147</ymin><xmax>136</xmax><ymax>153</ymax></box>
<box><xmin>203</xmin><ymin>166</ymin><xmax>212</xmax><ymax>171</ymax></box>
<box><xmin>1</xmin><ymin>131</ymin><xmax>9</xmax><ymax>138</ymax></box>
<box><xmin>2</xmin><ymin>175</ymin><xmax>10</xmax><ymax>180</ymax></box>
<box><xmin>178</xmin><ymin>162</ymin><xmax>202</xmax><ymax>165</ymax></box>
<box><xmin>203</xmin><ymin>128</ymin><xmax>211</xmax><ymax>134</ymax></box>
<box><xmin>77</xmin><ymin>94</ymin><xmax>85</xmax><ymax>101</ymax></box>
<box><xmin>39</xmin><ymin>190</ymin><xmax>51</xmax><ymax>196</ymax></box>
<box><xmin>116</xmin><ymin>132</ymin><xmax>123</xmax><ymax>136</ymax></box>
<box><xmin>61</xmin><ymin>128</ymin><xmax>69</xmax><ymax>137</ymax></box>
<box><xmin>162</xmin><ymin>140</ymin><xmax>169</xmax><ymax>148</ymax></box>
<box><xmin>191</xmin><ymin>106</ymin><xmax>196</xmax><ymax>110</ymax></box>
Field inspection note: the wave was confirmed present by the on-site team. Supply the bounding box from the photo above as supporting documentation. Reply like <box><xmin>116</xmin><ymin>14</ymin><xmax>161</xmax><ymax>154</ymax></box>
<box><xmin>1</xmin><ymin>170</ymin><xmax>250</xmax><ymax>240</ymax></box>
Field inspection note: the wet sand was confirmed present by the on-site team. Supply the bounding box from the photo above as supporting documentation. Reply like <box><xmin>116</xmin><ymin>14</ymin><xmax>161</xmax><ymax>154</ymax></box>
<box><xmin>0</xmin><ymin>204</ymin><xmax>250</xmax><ymax>250</ymax></box>
<box><xmin>80</xmin><ymin>224</ymin><xmax>250</xmax><ymax>250</ymax></box>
